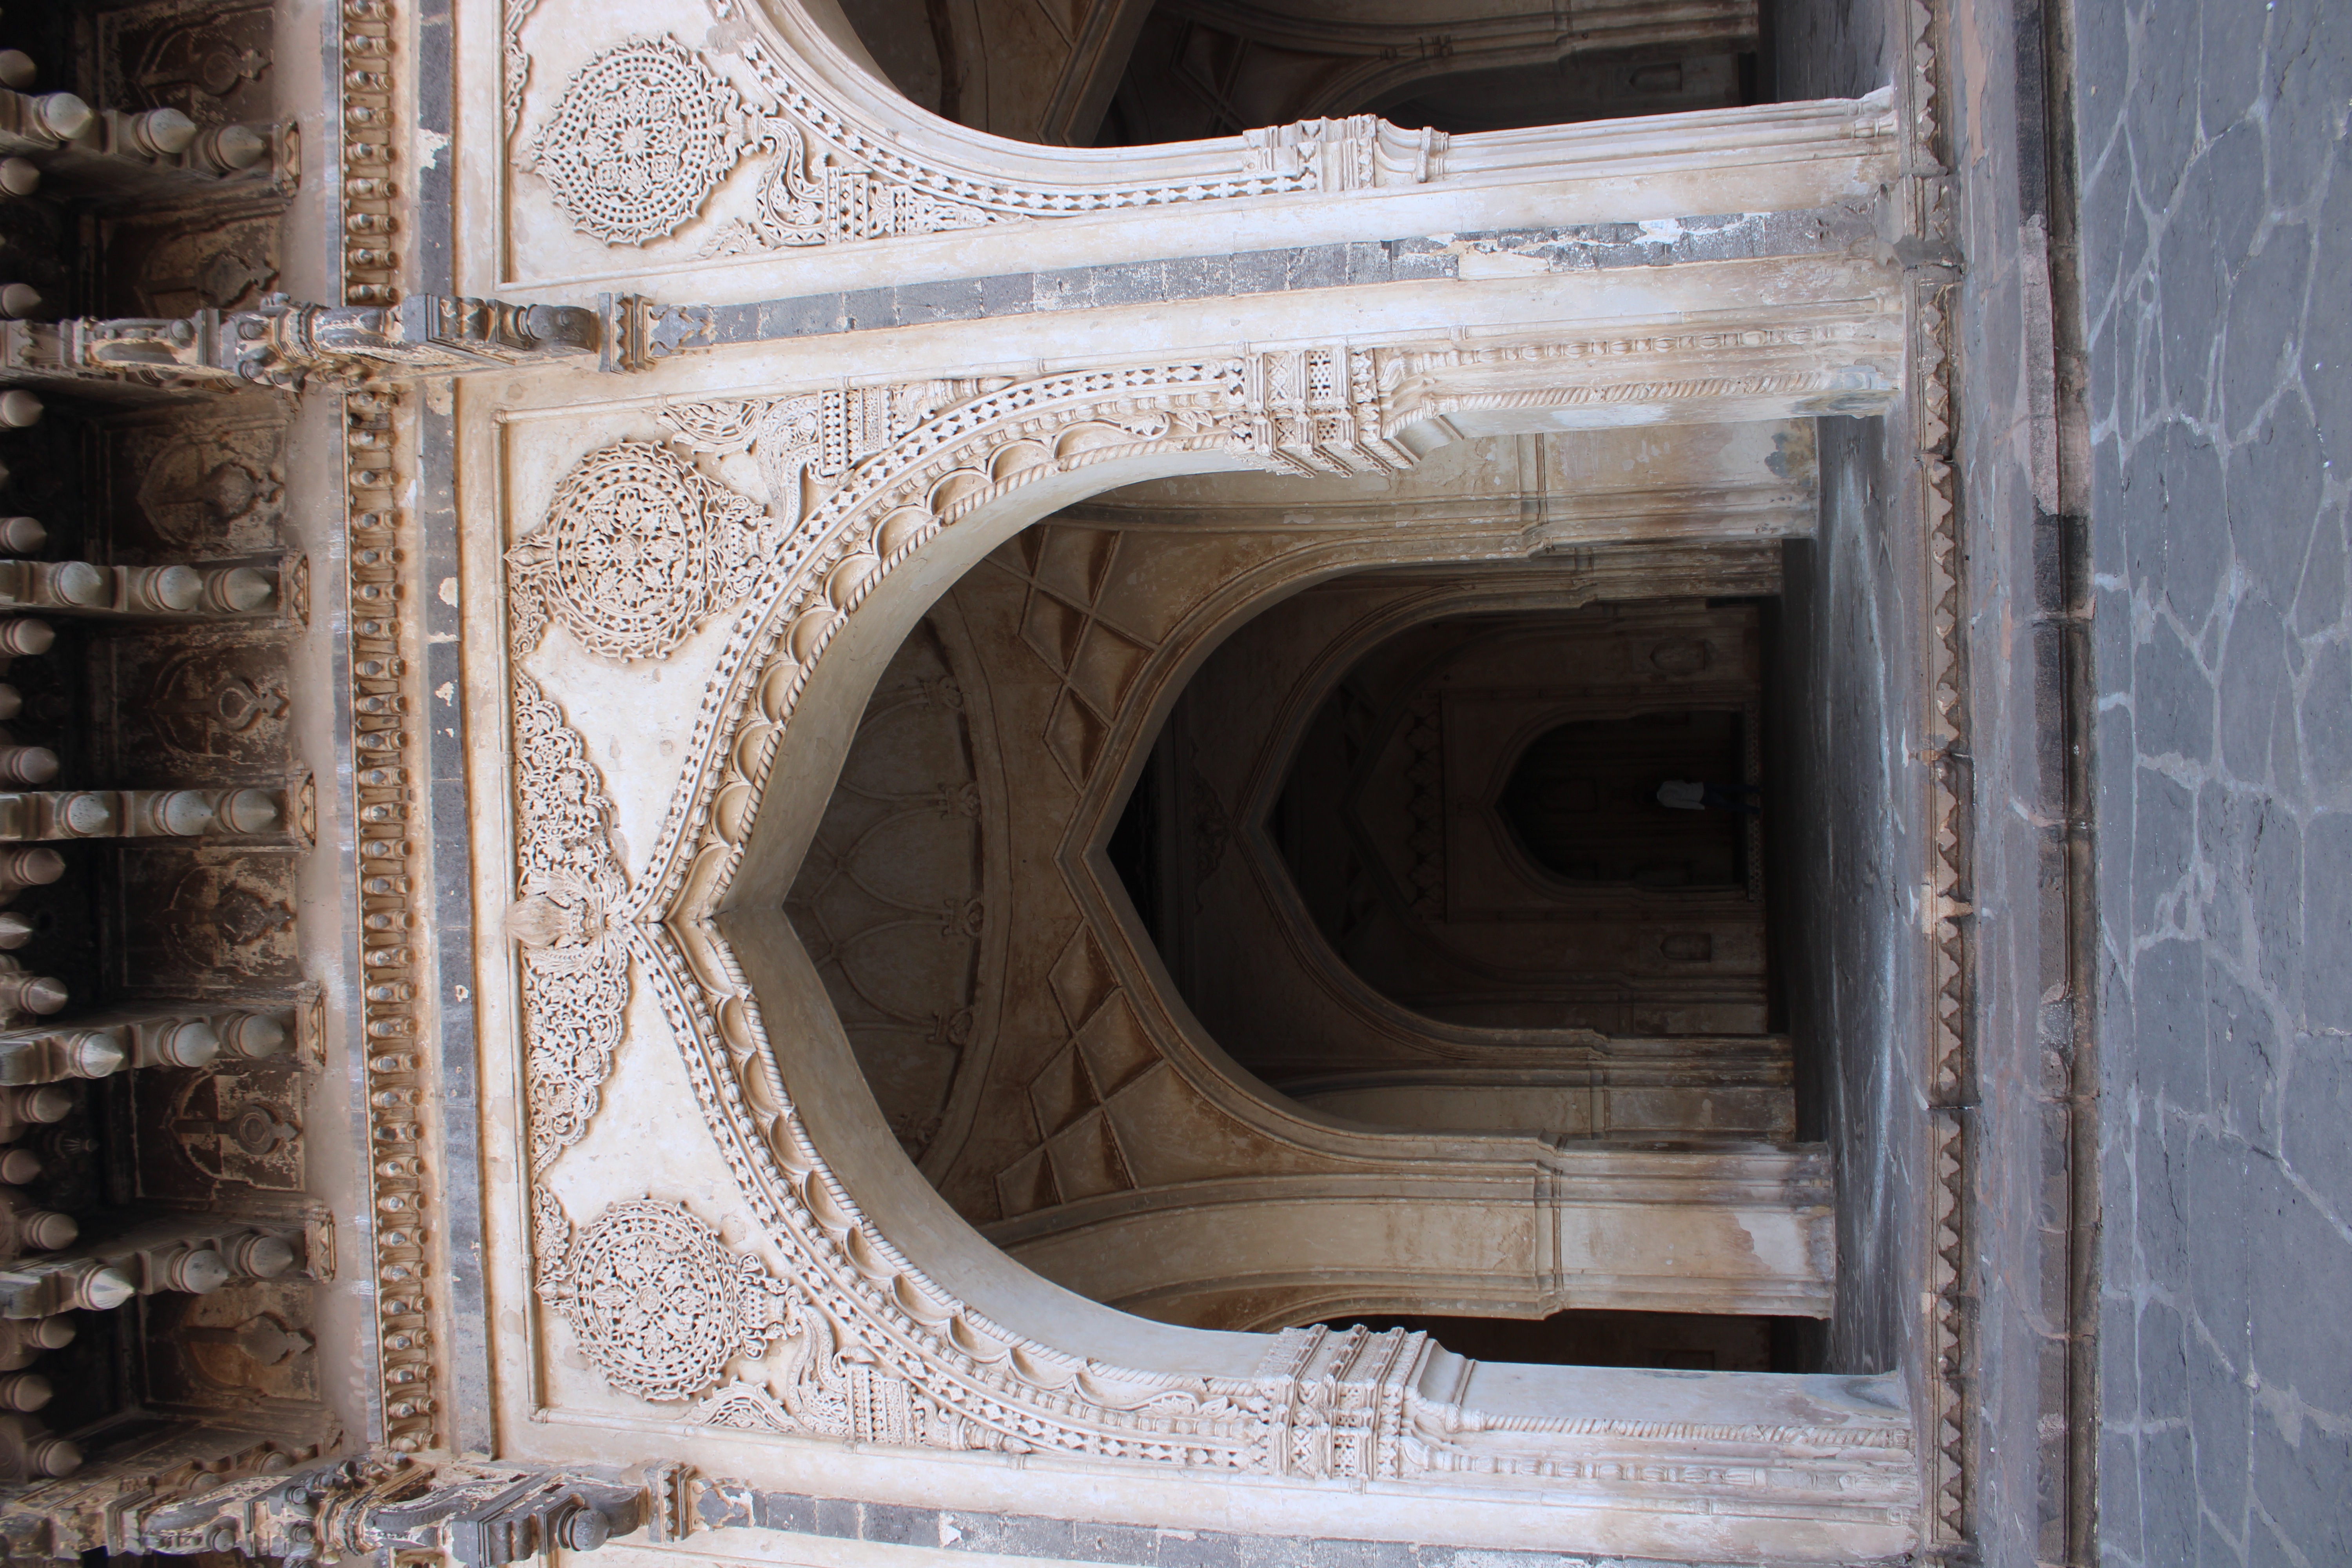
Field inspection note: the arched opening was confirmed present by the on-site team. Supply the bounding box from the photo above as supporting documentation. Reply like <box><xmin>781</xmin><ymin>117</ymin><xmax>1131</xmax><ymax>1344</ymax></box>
<box><xmin>651</xmin><ymin>396</ymin><xmax>1913</xmax><ymax>1534</ymax></box>
<box><xmin>825</xmin><ymin>0</ymin><xmax>1762</xmax><ymax>146</ymax></box>
<box><xmin>770</xmin><ymin>444</ymin><xmax>1819</xmax><ymax>1370</ymax></box>
<box><xmin>1497</xmin><ymin>712</ymin><xmax>1749</xmax><ymax>888</ymax></box>
<box><xmin>1227</xmin><ymin>599</ymin><xmax>1773</xmax><ymax>1040</ymax></box>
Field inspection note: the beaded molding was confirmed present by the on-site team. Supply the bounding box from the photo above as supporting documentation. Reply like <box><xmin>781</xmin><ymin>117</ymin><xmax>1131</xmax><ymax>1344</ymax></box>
<box><xmin>339</xmin><ymin>0</ymin><xmax>438</xmax><ymax>1456</ymax></box>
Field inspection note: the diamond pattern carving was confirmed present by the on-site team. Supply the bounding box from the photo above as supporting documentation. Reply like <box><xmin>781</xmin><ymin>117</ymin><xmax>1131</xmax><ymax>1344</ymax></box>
<box><xmin>992</xmin><ymin>528</ymin><xmax>1160</xmax><ymax>787</ymax></box>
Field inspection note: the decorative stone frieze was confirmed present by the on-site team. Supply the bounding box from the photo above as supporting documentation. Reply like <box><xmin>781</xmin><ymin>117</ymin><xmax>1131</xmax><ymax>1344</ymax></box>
<box><xmin>334</xmin><ymin>0</ymin><xmax>443</xmax><ymax>1465</ymax></box>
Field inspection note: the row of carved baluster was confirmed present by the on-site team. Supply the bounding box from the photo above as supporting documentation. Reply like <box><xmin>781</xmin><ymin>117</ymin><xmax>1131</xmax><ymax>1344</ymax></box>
<box><xmin>0</xmin><ymin>47</ymin><xmax>271</xmax><ymax>220</ymax></box>
<box><xmin>0</xmin><ymin>16</ymin><xmax>316</xmax><ymax>1483</ymax></box>
<box><xmin>0</xmin><ymin>604</ymin><xmax>296</xmax><ymax>1029</ymax></box>
<box><xmin>0</xmin><ymin>554</ymin><xmax>307</xmax><ymax>1477</ymax></box>
<box><xmin>0</xmin><ymin>1136</ymin><xmax>310</xmax><ymax>1482</ymax></box>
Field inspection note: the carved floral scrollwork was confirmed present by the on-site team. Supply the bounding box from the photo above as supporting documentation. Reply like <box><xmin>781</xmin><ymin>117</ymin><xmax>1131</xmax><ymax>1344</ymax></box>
<box><xmin>537</xmin><ymin>1196</ymin><xmax>790</xmax><ymax>1402</ymax></box>
<box><xmin>508</xmin><ymin>441</ymin><xmax>777</xmax><ymax>662</ymax></box>
<box><xmin>658</xmin><ymin>382</ymin><xmax>961</xmax><ymax>535</ymax></box>
<box><xmin>510</xmin><ymin>674</ymin><xmax>631</xmax><ymax>1171</ymax></box>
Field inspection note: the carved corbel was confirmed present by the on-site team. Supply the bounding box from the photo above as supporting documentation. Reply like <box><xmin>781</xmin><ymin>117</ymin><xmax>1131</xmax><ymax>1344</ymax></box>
<box><xmin>1242</xmin><ymin>114</ymin><xmax>1445</xmax><ymax>191</ymax></box>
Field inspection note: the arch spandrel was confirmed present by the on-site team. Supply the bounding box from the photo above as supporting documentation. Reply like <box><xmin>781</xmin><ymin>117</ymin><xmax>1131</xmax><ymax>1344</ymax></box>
<box><xmin>459</xmin><ymin>3</ymin><xmax>1929</xmax><ymax>1544</ymax></box>
<box><xmin>481</xmin><ymin>334</ymin><xmax>1916</xmax><ymax>1543</ymax></box>
<box><xmin>484</xmin><ymin>0</ymin><xmax>1902</xmax><ymax>294</ymax></box>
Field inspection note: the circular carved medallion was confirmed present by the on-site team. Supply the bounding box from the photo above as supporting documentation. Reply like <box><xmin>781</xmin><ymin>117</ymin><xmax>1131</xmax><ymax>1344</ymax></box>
<box><xmin>531</xmin><ymin>36</ymin><xmax>744</xmax><ymax>245</ymax></box>
<box><xmin>551</xmin><ymin>1199</ymin><xmax>786</xmax><ymax>1402</ymax></box>
<box><xmin>515</xmin><ymin>442</ymin><xmax>766</xmax><ymax>661</ymax></box>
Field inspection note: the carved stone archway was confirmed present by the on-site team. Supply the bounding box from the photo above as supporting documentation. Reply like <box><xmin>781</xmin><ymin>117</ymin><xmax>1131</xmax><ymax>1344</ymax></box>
<box><xmin>492</xmin><ymin>331</ymin><xmax>1915</xmax><ymax>1557</ymax></box>
<box><xmin>462</xmin><ymin>2</ymin><xmax>1933</xmax><ymax>1552</ymax></box>
<box><xmin>0</xmin><ymin>0</ymin><xmax>1994</xmax><ymax>1555</ymax></box>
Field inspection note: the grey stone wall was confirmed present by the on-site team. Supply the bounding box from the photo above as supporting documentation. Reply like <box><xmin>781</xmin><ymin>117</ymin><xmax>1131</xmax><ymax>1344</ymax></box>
<box><xmin>2078</xmin><ymin>0</ymin><xmax>2352</xmax><ymax>1562</ymax></box>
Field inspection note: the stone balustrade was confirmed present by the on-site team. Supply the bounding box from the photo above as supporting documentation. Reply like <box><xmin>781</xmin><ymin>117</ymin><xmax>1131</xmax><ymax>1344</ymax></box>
<box><xmin>0</xmin><ymin>787</ymin><xmax>287</xmax><ymax>841</ymax></box>
<box><xmin>0</xmin><ymin>560</ymin><xmax>275</xmax><ymax>619</ymax></box>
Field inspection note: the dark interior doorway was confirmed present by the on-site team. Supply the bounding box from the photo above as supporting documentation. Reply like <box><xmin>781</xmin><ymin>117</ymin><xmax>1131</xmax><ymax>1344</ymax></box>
<box><xmin>1320</xmin><ymin>1309</ymin><xmax>1817</xmax><ymax>1372</ymax></box>
<box><xmin>1498</xmin><ymin>711</ymin><xmax>1749</xmax><ymax>888</ymax></box>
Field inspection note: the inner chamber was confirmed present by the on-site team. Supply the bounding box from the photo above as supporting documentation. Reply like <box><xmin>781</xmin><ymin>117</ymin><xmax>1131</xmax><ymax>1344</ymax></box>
<box><xmin>784</xmin><ymin>447</ymin><xmax>1823</xmax><ymax>1372</ymax></box>
<box><xmin>830</xmin><ymin>0</ymin><xmax>1761</xmax><ymax>152</ymax></box>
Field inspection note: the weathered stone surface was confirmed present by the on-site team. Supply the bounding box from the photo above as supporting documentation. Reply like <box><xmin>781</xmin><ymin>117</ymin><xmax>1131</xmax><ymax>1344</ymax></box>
<box><xmin>2079</xmin><ymin>1</ymin><xmax>2352</xmax><ymax>1563</ymax></box>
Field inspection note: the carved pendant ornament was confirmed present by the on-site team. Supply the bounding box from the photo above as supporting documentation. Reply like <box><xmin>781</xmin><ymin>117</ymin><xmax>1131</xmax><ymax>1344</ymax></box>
<box><xmin>502</xmin><ymin>341</ymin><xmax>1915</xmax><ymax>1505</ymax></box>
<box><xmin>518</xmin><ymin>20</ymin><xmax>1441</xmax><ymax>251</ymax></box>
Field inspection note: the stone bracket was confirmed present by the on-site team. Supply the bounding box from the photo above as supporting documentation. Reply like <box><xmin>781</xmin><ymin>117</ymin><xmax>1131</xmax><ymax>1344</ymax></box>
<box><xmin>0</xmin><ymin>295</ymin><xmax>601</xmax><ymax>396</ymax></box>
<box><xmin>120</xmin><ymin>1453</ymin><xmax>647</xmax><ymax>1567</ymax></box>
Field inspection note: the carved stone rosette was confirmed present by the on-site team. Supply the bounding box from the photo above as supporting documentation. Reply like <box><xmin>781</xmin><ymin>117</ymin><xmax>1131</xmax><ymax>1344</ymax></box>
<box><xmin>537</xmin><ymin>1198</ymin><xmax>790</xmax><ymax>1402</ymax></box>
<box><xmin>527</xmin><ymin>36</ymin><xmax>749</xmax><ymax>243</ymax></box>
<box><xmin>506</xmin><ymin>442</ymin><xmax>775</xmax><ymax>661</ymax></box>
